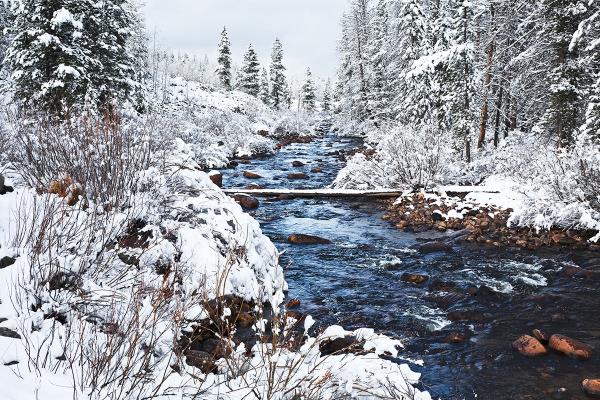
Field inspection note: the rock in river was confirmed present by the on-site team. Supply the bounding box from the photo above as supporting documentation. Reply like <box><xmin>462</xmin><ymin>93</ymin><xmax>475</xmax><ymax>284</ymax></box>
<box><xmin>288</xmin><ymin>234</ymin><xmax>331</xmax><ymax>245</ymax></box>
<box><xmin>208</xmin><ymin>171</ymin><xmax>223</xmax><ymax>187</ymax></box>
<box><xmin>512</xmin><ymin>335</ymin><xmax>548</xmax><ymax>356</ymax></box>
<box><xmin>232</xmin><ymin>194</ymin><xmax>260</xmax><ymax>210</ymax></box>
<box><xmin>287</xmin><ymin>173</ymin><xmax>309</xmax><ymax>180</ymax></box>
<box><xmin>243</xmin><ymin>171</ymin><xmax>262</xmax><ymax>179</ymax></box>
<box><xmin>416</xmin><ymin>241</ymin><xmax>453</xmax><ymax>253</ymax></box>
<box><xmin>549</xmin><ymin>334</ymin><xmax>593</xmax><ymax>359</ymax></box>
<box><xmin>401</xmin><ymin>273</ymin><xmax>429</xmax><ymax>285</ymax></box>
<box><xmin>583</xmin><ymin>379</ymin><xmax>600</xmax><ymax>398</ymax></box>
<box><xmin>292</xmin><ymin>160</ymin><xmax>305</xmax><ymax>167</ymax></box>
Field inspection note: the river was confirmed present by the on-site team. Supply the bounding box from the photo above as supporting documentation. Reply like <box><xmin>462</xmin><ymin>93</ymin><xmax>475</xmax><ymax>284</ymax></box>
<box><xmin>221</xmin><ymin>133</ymin><xmax>600</xmax><ymax>400</ymax></box>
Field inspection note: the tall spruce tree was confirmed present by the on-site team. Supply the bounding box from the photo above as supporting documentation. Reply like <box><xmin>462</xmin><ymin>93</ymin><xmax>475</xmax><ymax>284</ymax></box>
<box><xmin>240</xmin><ymin>44</ymin><xmax>260</xmax><ymax>96</ymax></box>
<box><xmin>269</xmin><ymin>38</ymin><xmax>287</xmax><ymax>109</ymax></box>
<box><xmin>0</xmin><ymin>0</ymin><xmax>13</xmax><ymax>74</ymax></box>
<box><xmin>322</xmin><ymin>79</ymin><xmax>332</xmax><ymax>112</ymax></box>
<box><xmin>259</xmin><ymin>67</ymin><xmax>270</xmax><ymax>104</ymax></box>
<box><xmin>538</xmin><ymin>0</ymin><xmax>588</xmax><ymax>147</ymax></box>
<box><xmin>217</xmin><ymin>27</ymin><xmax>232</xmax><ymax>90</ymax></box>
<box><xmin>86</xmin><ymin>0</ymin><xmax>136</xmax><ymax>107</ymax></box>
<box><xmin>301</xmin><ymin>67</ymin><xmax>317</xmax><ymax>111</ymax></box>
<box><xmin>7</xmin><ymin>0</ymin><xmax>92</xmax><ymax>113</ymax></box>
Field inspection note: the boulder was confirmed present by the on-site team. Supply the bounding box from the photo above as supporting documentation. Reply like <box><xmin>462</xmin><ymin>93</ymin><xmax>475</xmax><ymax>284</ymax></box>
<box><xmin>237</xmin><ymin>312</ymin><xmax>255</xmax><ymax>328</ymax></box>
<box><xmin>445</xmin><ymin>332</ymin><xmax>468</xmax><ymax>344</ymax></box>
<box><xmin>0</xmin><ymin>256</ymin><xmax>16</xmax><ymax>269</ymax></box>
<box><xmin>319</xmin><ymin>336</ymin><xmax>363</xmax><ymax>356</ymax></box>
<box><xmin>532</xmin><ymin>329</ymin><xmax>550</xmax><ymax>345</ymax></box>
<box><xmin>292</xmin><ymin>160</ymin><xmax>305</xmax><ymax>167</ymax></box>
<box><xmin>209</xmin><ymin>171</ymin><xmax>223</xmax><ymax>187</ymax></box>
<box><xmin>512</xmin><ymin>335</ymin><xmax>548</xmax><ymax>356</ymax></box>
<box><xmin>243</xmin><ymin>171</ymin><xmax>262</xmax><ymax>179</ymax></box>
<box><xmin>583</xmin><ymin>379</ymin><xmax>600</xmax><ymax>398</ymax></box>
<box><xmin>401</xmin><ymin>273</ymin><xmax>429</xmax><ymax>285</ymax></box>
<box><xmin>311</xmin><ymin>167</ymin><xmax>323</xmax><ymax>173</ymax></box>
<box><xmin>287</xmin><ymin>173</ymin><xmax>309</xmax><ymax>180</ymax></box>
<box><xmin>447</xmin><ymin>310</ymin><xmax>487</xmax><ymax>323</ymax></box>
<box><xmin>232</xmin><ymin>194</ymin><xmax>260</xmax><ymax>210</ymax></box>
<box><xmin>288</xmin><ymin>234</ymin><xmax>331</xmax><ymax>245</ymax></box>
<box><xmin>549</xmin><ymin>334</ymin><xmax>593</xmax><ymax>359</ymax></box>
<box><xmin>287</xmin><ymin>298</ymin><xmax>301</xmax><ymax>308</ymax></box>
<box><xmin>417</xmin><ymin>241</ymin><xmax>453</xmax><ymax>253</ymax></box>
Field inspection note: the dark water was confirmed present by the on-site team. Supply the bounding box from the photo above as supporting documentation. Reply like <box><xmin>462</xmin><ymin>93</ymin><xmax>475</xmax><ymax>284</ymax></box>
<box><xmin>222</xmin><ymin>134</ymin><xmax>600</xmax><ymax>400</ymax></box>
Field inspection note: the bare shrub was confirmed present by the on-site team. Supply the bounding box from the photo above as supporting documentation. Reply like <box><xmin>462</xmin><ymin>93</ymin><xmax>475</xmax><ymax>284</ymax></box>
<box><xmin>7</xmin><ymin>110</ymin><xmax>155</xmax><ymax>209</ymax></box>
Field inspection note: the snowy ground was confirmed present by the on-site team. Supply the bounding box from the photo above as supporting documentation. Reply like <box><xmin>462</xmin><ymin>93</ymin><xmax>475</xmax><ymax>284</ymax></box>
<box><xmin>0</xmin><ymin>135</ymin><xmax>431</xmax><ymax>399</ymax></box>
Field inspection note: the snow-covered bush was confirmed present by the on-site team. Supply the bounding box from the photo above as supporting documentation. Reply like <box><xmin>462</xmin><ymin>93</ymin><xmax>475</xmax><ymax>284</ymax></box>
<box><xmin>334</xmin><ymin>124</ymin><xmax>455</xmax><ymax>189</ymax></box>
<box><xmin>7</xmin><ymin>111</ymin><xmax>156</xmax><ymax>208</ymax></box>
<box><xmin>156</xmin><ymin>78</ymin><xmax>277</xmax><ymax>168</ymax></box>
<box><xmin>271</xmin><ymin>110</ymin><xmax>319</xmax><ymax>138</ymax></box>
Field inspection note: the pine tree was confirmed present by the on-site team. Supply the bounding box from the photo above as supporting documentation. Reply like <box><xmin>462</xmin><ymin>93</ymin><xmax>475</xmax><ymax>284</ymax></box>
<box><xmin>538</xmin><ymin>0</ymin><xmax>588</xmax><ymax>147</ymax></box>
<box><xmin>301</xmin><ymin>67</ymin><xmax>317</xmax><ymax>111</ymax></box>
<box><xmin>269</xmin><ymin>38</ymin><xmax>287</xmax><ymax>109</ymax></box>
<box><xmin>86</xmin><ymin>0</ymin><xmax>137</xmax><ymax>108</ymax></box>
<box><xmin>7</xmin><ymin>0</ymin><xmax>92</xmax><ymax>113</ymax></box>
<box><xmin>0</xmin><ymin>0</ymin><xmax>14</xmax><ymax>74</ymax></box>
<box><xmin>259</xmin><ymin>67</ymin><xmax>270</xmax><ymax>104</ymax></box>
<box><xmin>240</xmin><ymin>44</ymin><xmax>260</xmax><ymax>96</ymax></box>
<box><xmin>368</xmin><ymin>0</ymin><xmax>391</xmax><ymax>122</ymax></box>
<box><xmin>322</xmin><ymin>79</ymin><xmax>332</xmax><ymax>112</ymax></box>
<box><xmin>217</xmin><ymin>27</ymin><xmax>232</xmax><ymax>90</ymax></box>
<box><xmin>127</xmin><ymin>0</ymin><xmax>149</xmax><ymax>111</ymax></box>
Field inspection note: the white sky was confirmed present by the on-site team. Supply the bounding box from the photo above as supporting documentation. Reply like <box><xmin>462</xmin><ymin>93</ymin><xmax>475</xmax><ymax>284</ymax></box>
<box><xmin>143</xmin><ymin>0</ymin><xmax>348</xmax><ymax>81</ymax></box>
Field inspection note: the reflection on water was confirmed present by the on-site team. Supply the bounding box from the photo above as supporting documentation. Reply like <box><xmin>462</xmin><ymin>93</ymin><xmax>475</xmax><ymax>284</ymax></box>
<box><xmin>221</xmin><ymin>134</ymin><xmax>600</xmax><ymax>400</ymax></box>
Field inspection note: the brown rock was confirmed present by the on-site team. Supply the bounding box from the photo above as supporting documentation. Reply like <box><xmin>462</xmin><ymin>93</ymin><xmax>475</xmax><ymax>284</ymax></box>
<box><xmin>287</xmin><ymin>298</ymin><xmax>301</xmax><ymax>308</ymax></box>
<box><xmin>512</xmin><ymin>335</ymin><xmax>548</xmax><ymax>356</ymax></box>
<box><xmin>561</xmin><ymin>265</ymin><xmax>594</xmax><ymax>279</ymax></box>
<box><xmin>232</xmin><ymin>194</ymin><xmax>260</xmax><ymax>210</ymax></box>
<box><xmin>311</xmin><ymin>167</ymin><xmax>323</xmax><ymax>173</ymax></box>
<box><xmin>245</xmin><ymin>183</ymin><xmax>265</xmax><ymax>190</ymax></box>
<box><xmin>292</xmin><ymin>160</ymin><xmax>305</xmax><ymax>167</ymax></box>
<box><xmin>237</xmin><ymin>312</ymin><xmax>255</xmax><ymax>328</ymax></box>
<box><xmin>583</xmin><ymin>379</ymin><xmax>600</xmax><ymax>398</ymax></box>
<box><xmin>288</xmin><ymin>234</ymin><xmax>331</xmax><ymax>245</ymax></box>
<box><xmin>549</xmin><ymin>334</ymin><xmax>593</xmax><ymax>359</ymax></box>
<box><xmin>319</xmin><ymin>336</ymin><xmax>363</xmax><ymax>356</ymax></box>
<box><xmin>287</xmin><ymin>173</ymin><xmax>309</xmax><ymax>180</ymax></box>
<box><xmin>447</xmin><ymin>310</ymin><xmax>487</xmax><ymax>323</ymax></box>
<box><xmin>532</xmin><ymin>329</ymin><xmax>550</xmax><ymax>345</ymax></box>
<box><xmin>243</xmin><ymin>171</ymin><xmax>262</xmax><ymax>179</ymax></box>
<box><xmin>209</xmin><ymin>171</ymin><xmax>223</xmax><ymax>187</ymax></box>
<box><xmin>445</xmin><ymin>332</ymin><xmax>467</xmax><ymax>344</ymax></box>
<box><xmin>417</xmin><ymin>241</ymin><xmax>453</xmax><ymax>253</ymax></box>
<box><xmin>401</xmin><ymin>273</ymin><xmax>429</xmax><ymax>285</ymax></box>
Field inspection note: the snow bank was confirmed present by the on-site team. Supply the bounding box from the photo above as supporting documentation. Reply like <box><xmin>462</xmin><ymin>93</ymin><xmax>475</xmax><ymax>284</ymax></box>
<box><xmin>0</xmin><ymin>137</ymin><xmax>429</xmax><ymax>399</ymax></box>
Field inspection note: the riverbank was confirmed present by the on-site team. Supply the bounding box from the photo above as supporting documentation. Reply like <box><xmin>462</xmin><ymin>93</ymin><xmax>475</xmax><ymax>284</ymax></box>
<box><xmin>384</xmin><ymin>191</ymin><xmax>600</xmax><ymax>252</ymax></box>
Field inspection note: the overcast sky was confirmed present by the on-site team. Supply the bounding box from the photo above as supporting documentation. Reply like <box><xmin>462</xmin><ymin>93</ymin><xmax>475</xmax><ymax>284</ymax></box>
<box><xmin>143</xmin><ymin>0</ymin><xmax>348</xmax><ymax>81</ymax></box>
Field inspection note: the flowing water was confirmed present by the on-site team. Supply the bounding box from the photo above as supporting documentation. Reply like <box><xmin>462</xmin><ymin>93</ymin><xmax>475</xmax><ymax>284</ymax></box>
<box><xmin>221</xmin><ymin>133</ymin><xmax>600</xmax><ymax>400</ymax></box>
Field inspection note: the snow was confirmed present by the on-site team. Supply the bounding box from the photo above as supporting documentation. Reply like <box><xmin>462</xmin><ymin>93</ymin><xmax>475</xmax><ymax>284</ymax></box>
<box><xmin>0</xmin><ymin>138</ymin><xmax>429</xmax><ymax>399</ymax></box>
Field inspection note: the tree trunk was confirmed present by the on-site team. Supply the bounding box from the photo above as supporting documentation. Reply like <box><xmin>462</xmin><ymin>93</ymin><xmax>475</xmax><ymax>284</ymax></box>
<box><xmin>493</xmin><ymin>84</ymin><xmax>503</xmax><ymax>147</ymax></box>
<box><xmin>477</xmin><ymin>4</ymin><xmax>495</xmax><ymax>149</ymax></box>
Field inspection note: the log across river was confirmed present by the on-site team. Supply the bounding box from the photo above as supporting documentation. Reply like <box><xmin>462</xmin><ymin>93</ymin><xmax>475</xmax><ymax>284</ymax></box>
<box><xmin>220</xmin><ymin>133</ymin><xmax>600</xmax><ymax>400</ymax></box>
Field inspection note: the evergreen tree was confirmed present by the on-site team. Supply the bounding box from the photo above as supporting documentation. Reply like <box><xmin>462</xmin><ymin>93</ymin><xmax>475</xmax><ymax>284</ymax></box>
<box><xmin>86</xmin><ymin>0</ymin><xmax>137</xmax><ymax>107</ymax></box>
<box><xmin>538</xmin><ymin>0</ymin><xmax>588</xmax><ymax>147</ymax></box>
<box><xmin>127</xmin><ymin>0</ymin><xmax>149</xmax><ymax>111</ymax></box>
<box><xmin>259</xmin><ymin>67</ymin><xmax>270</xmax><ymax>104</ymax></box>
<box><xmin>301</xmin><ymin>67</ymin><xmax>317</xmax><ymax>111</ymax></box>
<box><xmin>0</xmin><ymin>0</ymin><xmax>14</xmax><ymax>74</ymax></box>
<box><xmin>217</xmin><ymin>27</ymin><xmax>232</xmax><ymax>90</ymax></box>
<box><xmin>368</xmin><ymin>0</ymin><xmax>391</xmax><ymax>122</ymax></box>
<box><xmin>7</xmin><ymin>0</ymin><xmax>92</xmax><ymax>113</ymax></box>
<box><xmin>322</xmin><ymin>79</ymin><xmax>332</xmax><ymax>112</ymax></box>
<box><xmin>240</xmin><ymin>44</ymin><xmax>260</xmax><ymax>96</ymax></box>
<box><xmin>269</xmin><ymin>38</ymin><xmax>287</xmax><ymax>109</ymax></box>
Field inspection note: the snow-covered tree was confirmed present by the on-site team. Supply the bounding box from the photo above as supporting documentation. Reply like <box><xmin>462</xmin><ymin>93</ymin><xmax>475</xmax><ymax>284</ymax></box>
<box><xmin>259</xmin><ymin>67</ymin><xmax>270</xmax><ymax>105</ymax></box>
<box><xmin>240</xmin><ymin>44</ymin><xmax>260</xmax><ymax>96</ymax></box>
<box><xmin>269</xmin><ymin>38</ymin><xmax>287</xmax><ymax>109</ymax></box>
<box><xmin>0</xmin><ymin>0</ymin><xmax>14</xmax><ymax>74</ymax></box>
<box><xmin>322</xmin><ymin>79</ymin><xmax>332</xmax><ymax>112</ymax></box>
<box><xmin>217</xmin><ymin>27</ymin><xmax>232</xmax><ymax>90</ymax></box>
<box><xmin>7</xmin><ymin>0</ymin><xmax>92</xmax><ymax>113</ymax></box>
<box><xmin>301</xmin><ymin>67</ymin><xmax>317</xmax><ymax>111</ymax></box>
<box><xmin>537</xmin><ymin>0</ymin><xmax>589</xmax><ymax>147</ymax></box>
<box><xmin>86</xmin><ymin>0</ymin><xmax>137</xmax><ymax>108</ymax></box>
